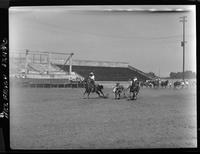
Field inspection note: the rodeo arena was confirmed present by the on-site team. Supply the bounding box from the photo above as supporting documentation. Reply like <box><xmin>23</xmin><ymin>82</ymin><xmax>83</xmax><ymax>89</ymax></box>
<box><xmin>9</xmin><ymin>50</ymin><xmax>197</xmax><ymax>149</ymax></box>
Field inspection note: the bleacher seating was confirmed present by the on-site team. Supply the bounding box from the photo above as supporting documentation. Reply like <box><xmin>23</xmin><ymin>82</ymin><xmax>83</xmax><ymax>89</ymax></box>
<box><xmin>56</xmin><ymin>65</ymin><xmax>152</xmax><ymax>81</ymax></box>
<box><xmin>28</xmin><ymin>63</ymin><xmax>66</xmax><ymax>74</ymax></box>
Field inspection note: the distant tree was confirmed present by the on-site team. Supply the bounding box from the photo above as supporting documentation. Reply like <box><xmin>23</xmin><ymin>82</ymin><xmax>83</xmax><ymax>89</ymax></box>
<box><xmin>169</xmin><ymin>71</ymin><xmax>196</xmax><ymax>79</ymax></box>
<box><xmin>147</xmin><ymin>72</ymin><xmax>157</xmax><ymax>78</ymax></box>
<box><xmin>170</xmin><ymin>72</ymin><xmax>177</xmax><ymax>78</ymax></box>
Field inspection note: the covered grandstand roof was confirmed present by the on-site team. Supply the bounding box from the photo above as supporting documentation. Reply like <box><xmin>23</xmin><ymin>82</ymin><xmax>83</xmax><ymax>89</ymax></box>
<box><xmin>56</xmin><ymin>64</ymin><xmax>153</xmax><ymax>81</ymax></box>
<box><xmin>10</xmin><ymin>51</ymin><xmax>154</xmax><ymax>81</ymax></box>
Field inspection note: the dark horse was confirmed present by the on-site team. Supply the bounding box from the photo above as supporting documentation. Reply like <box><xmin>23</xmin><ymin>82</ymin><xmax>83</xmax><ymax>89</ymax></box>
<box><xmin>160</xmin><ymin>80</ymin><xmax>169</xmax><ymax>88</ymax></box>
<box><xmin>128</xmin><ymin>82</ymin><xmax>140</xmax><ymax>100</ymax></box>
<box><xmin>151</xmin><ymin>80</ymin><xmax>160</xmax><ymax>88</ymax></box>
<box><xmin>83</xmin><ymin>78</ymin><xmax>104</xmax><ymax>98</ymax></box>
<box><xmin>174</xmin><ymin>80</ymin><xmax>184</xmax><ymax>89</ymax></box>
<box><xmin>113</xmin><ymin>85</ymin><xmax>126</xmax><ymax>99</ymax></box>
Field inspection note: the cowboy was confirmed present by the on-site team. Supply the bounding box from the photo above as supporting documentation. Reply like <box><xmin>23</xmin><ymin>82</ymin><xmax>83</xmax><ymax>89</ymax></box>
<box><xmin>132</xmin><ymin>77</ymin><xmax>139</xmax><ymax>88</ymax></box>
<box><xmin>88</xmin><ymin>72</ymin><xmax>96</xmax><ymax>92</ymax></box>
<box><xmin>113</xmin><ymin>82</ymin><xmax>120</xmax><ymax>93</ymax></box>
<box><xmin>89</xmin><ymin>72</ymin><xmax>95</xmax><ymax>80</ymax></box>
<box><xmin>127</xmin><ymin>77</ymin><xmax>139</xmax><ymax>92</ymax></box>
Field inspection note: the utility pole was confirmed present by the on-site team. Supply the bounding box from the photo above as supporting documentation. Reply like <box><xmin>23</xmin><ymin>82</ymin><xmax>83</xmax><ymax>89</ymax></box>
<box><xmin>25</xmin><ymin>49</ymin><xmax>29</xmax><ymax>76</ymax></box>
<box><xmin>69</xmin><ymin>53</ymin><xmax>74</xmax><ymax>75</ymax></box>
<box><xmin>179</xmin><ymin>16</ymin><xmax>187</xmax><ymax>82</ymax></box>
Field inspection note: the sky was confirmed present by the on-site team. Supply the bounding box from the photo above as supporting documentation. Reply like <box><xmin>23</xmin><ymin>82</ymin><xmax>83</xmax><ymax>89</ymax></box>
<box><xmin>9</xmin><ymin>5</ymin><xmax>196</xmax><ymax>77</ymax></box>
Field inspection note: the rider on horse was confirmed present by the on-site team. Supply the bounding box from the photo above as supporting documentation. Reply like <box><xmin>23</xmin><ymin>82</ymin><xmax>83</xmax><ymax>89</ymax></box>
<box><xmin>113</xmin><ymin>82</ymin><xmax>120</xmax><ymax>93</ymax></box>
<box><xmin>133</xmin><ymin>77</ymin><xmax>138</xmax><ymax>84</ymax></box>
<box><xmin>131</xmin><ymin>77</ymin><xmax>139</xmax><ymax>91</ymax></box>
<box><xmin>127</xmin><ymin>77</ymin><xmax>140</xmax><ymax>99</ymax></box>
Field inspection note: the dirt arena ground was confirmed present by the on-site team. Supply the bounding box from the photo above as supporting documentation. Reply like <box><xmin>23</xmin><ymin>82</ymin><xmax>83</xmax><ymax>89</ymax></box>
<box><xmin>10</xmin><ymin>84</ymin><xmax>197</xmax><ymax>149</ymax></box>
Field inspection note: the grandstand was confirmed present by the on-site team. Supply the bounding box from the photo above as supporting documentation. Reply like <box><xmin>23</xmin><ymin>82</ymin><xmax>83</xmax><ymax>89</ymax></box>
<box><xmin>10</xmin><ymin>50</ymin><xmax>153</xmax><ymax>87</ymax></box>
<box><xmin>10</xmin><ymin>50</ymin><xmax>84</xmax><ymax>87</ymax></box>
<box><xmin>56</xmin><ymin>63</ymin><xmax>153</xmax><ymax>81</ymax></box>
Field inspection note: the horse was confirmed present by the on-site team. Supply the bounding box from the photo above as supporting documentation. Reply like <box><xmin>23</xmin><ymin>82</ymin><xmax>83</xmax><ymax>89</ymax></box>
<box><xmin>141</xmin><ymin>80</ymin><xmax>153</xmax><ymax>88</ymax></box>
<box><xmin>144</xmin><ymin>80</ymin><xmax>158</xmax><ymax>88</ymax></box>
<box><xmin>148</xmin><ymin>82</ymin><xmax>154</xmax><ymax>88</ymax></box>
<box><xmin>160</xmin><ymin>80</ymin><xmax>169</xmax><ymax>88</ymax></box>
<box><xmin>173</xmin><ymin>80</ymin><xmax>184</xmax><ymax>89</ymax></box>
<box><xmin>152</xmin><ymin>80</ymin><xmax>160</xmax><ymax>88</ymax></box>
<box><xmin>83</xmin><ymin>79</ymin><xmax>104</xmax><ymax>98</ymax></box>
<box><xmin>140</xmin><ymin>81</ymin><xmax>149</xmax><ymax>88</ymax></box>
<box><xmin>113</xmin><ymin>85</ymin><xmax>126</xmax><ymax>99</ymax></box>
<box><xmin>129</xmin><ymin>82</ymin><xmax>140</xmax><ymax>100</ymax></box>
<box><xmin>168</xmin><ymin>81</ymin><xmax>172</xmax><ymax>88</ymax></box>
<box><xmin>184</xmin><ymin>80</ymin><xmax>189</xmax><ymax>88</ymax></box>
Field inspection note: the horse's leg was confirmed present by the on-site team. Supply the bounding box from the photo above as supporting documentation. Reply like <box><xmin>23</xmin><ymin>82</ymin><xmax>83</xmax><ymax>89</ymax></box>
<box><xmin>123</xmin><ymin>91</ymin><xmax>126</xmax><ymax>97</ymax></box>
<box><xmin>83</xmin><ymin>90</ymin><xmax>87</xmax><ymax>96</ymax></box>
<box><xmin>118</xmin><ymin>93</ymin><xmax>120</xmax><ymax>99</ymax></box>
<box><xmin>134</xmin><ymin>92</ymin><xmax>137</xmax><ymax>100</ymax></box>
<box><xmin>96</xmin><ymin>91</ymin><xmax>101</xmax><ymax>97</ymax></box>
<box><xmin>133</xmin><ymin>91</ymin><xmax>137</xmax><ymax>100</ymax></box>
<box><xmin>87</xmin><ymin>92</ymin><xmax>90</xmax><ymax>99</ymax></box>
<box><xmin>100</xmin><ymin>90</ymin><xmax>104</xmax><ymax>97</ymax></box>
<box><xmin>131</xmin><ymin>92</ymin><xmax>134</xmax><ymax>100</ymax></box>
<box><xmin>129</xmin><ymin>92</ymin><xmax>132</xmax><ymax>99</ymax></box>
<box><xmin>132</xmin><ymin>92</ymin><xmax>134</xmax><ymax>100</ymax></box>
